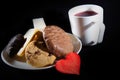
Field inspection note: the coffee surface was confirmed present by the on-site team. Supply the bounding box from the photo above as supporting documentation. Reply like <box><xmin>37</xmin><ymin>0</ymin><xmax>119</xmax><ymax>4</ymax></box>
<box><xmin>75</xmin><ymin>11</ymin><xmax>97</xmax><ymax>17</ymax></box>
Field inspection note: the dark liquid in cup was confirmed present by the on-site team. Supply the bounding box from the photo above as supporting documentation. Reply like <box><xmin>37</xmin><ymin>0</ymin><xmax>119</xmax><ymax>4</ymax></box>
<box><xmin>75</xmin><ymin>11</ymin><xmax>97</xmax><ymax>17</ymax></box>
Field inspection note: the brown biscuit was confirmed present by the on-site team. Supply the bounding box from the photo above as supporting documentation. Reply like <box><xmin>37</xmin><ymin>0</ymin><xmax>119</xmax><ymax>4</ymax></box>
<box><xmin>25</xmin><ymin>40</ymin><xmax>56</xmax><ymax>67</ymax></box>
<box><xmin>44</xmin><ymin>25</ymin><xmax>74</xmax><ymax>58</ymax></box>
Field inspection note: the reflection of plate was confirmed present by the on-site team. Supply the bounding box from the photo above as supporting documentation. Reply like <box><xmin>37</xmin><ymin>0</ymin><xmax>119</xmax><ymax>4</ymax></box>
<box><xmin>1</xmin><ymin>33</ymin><xmax>82</xmax><ymax>70</ymax></box>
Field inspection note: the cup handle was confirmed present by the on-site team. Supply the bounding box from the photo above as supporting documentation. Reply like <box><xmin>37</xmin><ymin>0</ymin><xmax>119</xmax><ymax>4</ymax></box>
<box><xmin>97</xmin><ymin>23</ymin><xmax>105</xmax><ymax>43</ymax></box>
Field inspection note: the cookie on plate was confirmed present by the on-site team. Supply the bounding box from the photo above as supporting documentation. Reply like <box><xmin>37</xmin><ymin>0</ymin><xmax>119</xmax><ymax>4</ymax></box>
<box><xmin>25</xmin><ymin>40</ymin><xmax>56</xmax><ymax>67</ymax></box>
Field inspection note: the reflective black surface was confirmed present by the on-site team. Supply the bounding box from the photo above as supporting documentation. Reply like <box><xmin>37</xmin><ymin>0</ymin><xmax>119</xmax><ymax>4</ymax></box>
<box><xmin>0</xmin><ymin>0</ymin><xmax>119</xmax><ymax>80</ymax></box>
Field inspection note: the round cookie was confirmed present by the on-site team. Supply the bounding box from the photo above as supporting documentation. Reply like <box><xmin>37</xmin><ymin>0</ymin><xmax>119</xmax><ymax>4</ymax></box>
<box><xmin>25</xmin><ymin>40</ymin><xmax>56</xmax><ymax>67</ymax></box>
<box><xmin>44</xmin><ymin>25</ymin><xmax>74</xmax><ymax>58</ymax></box>
<box><xmin>4</xmin><ymin>34</ymin><xmax>26</xmax><ymax>57</ymax></box>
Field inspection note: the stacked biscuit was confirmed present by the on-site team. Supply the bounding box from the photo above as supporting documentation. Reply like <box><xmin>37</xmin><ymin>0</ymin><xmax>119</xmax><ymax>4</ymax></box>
<box><xmin>5</xmin><ymin>19</ymin><xmax>74</xmax><ymax>68</ymax></box>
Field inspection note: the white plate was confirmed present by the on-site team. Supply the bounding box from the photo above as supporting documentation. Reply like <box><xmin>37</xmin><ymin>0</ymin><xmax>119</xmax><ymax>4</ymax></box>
<box><xmin>1</xmin><ymin>33</ymin><xmax>82</xmax><ymax>70</ymax></box>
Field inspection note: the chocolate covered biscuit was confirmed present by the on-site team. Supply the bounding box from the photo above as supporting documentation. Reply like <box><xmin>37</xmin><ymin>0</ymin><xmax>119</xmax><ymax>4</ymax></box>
<box><xmin>4</xmin><ymin>34</ymin><xmax>26</xmax><ymax>57</ymax></box>
<box><xmin>44</xmin><ymin>25</ymin><xmax>74</xmax><ymax>58</ymax></box>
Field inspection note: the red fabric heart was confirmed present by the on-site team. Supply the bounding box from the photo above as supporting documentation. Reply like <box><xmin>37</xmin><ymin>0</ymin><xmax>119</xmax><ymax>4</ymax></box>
<box><xmin>55</xmin><ymin>52</ymin><xmax>81</xmax><ymax>75</ymax></box>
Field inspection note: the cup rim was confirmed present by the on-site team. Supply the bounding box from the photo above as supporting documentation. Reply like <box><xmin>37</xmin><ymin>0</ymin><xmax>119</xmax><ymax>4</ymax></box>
<box><xmin>68</xmin><ymin>4</ymin><xmax>103</xmax><ymax>18</ymax></box>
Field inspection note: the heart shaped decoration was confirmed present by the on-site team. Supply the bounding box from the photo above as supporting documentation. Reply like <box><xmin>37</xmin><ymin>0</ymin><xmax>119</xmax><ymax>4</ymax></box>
<box><xmin>55</xmin><ymin>52</ymin><xmax>81</xmax><ymax>75</ymax></box>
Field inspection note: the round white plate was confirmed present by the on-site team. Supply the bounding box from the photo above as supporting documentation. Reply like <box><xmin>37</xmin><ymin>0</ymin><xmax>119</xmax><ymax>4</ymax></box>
<box><xmin>1</xmin><ymin>33</ymin><xmax>82</xmax><ymax>70</ymax></box>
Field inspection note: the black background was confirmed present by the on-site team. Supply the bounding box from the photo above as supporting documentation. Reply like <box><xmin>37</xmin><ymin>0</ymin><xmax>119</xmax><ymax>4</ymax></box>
<box><xmin>0</xmin><ymin>0</ymin><xmax>119</xmax><ymax>80</ymax></box>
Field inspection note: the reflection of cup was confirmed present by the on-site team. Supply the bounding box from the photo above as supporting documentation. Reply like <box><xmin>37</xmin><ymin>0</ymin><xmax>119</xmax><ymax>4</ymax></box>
<box><xmin>68</xmin><ymin>4</ymin><xmax>105</xmax><ymax>46</ymax></box>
